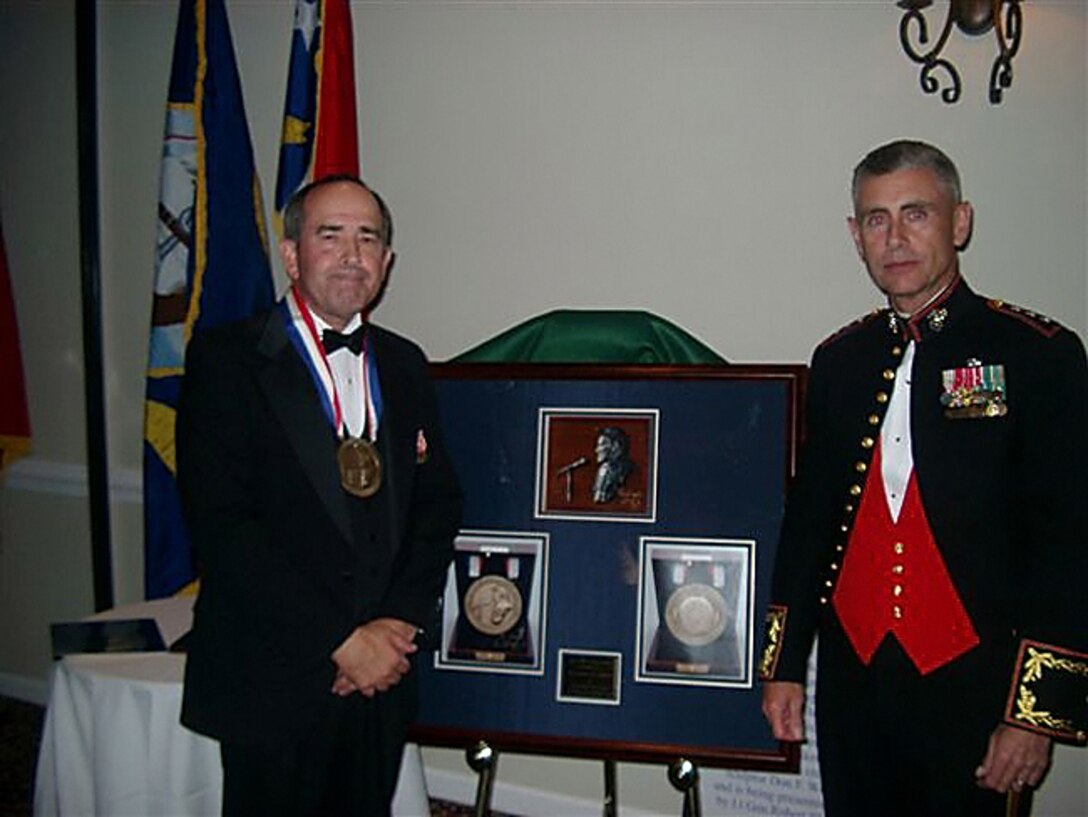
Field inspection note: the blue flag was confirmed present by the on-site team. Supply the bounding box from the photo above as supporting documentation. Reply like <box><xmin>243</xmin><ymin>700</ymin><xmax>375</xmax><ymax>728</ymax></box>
<box><xmin>144</xmin><ymin>0</ymin><xmax>274</xmax><ymax>599</ymax></box>
<box><xmin>275</xmin><ymin>0</ymin><xmax>359</xmax><ymax>237</ymax></box>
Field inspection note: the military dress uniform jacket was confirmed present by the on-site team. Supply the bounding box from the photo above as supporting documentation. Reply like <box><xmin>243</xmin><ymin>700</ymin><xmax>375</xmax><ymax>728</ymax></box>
<box><xmin>176</xmin><ymin>307</ymin><xmax>462</xmax><ymax>749</ymax></box>
<box><xmin>759</xmin><ymin>278</ymin><xmax>1088</xmax><ymax>744</ymax></box>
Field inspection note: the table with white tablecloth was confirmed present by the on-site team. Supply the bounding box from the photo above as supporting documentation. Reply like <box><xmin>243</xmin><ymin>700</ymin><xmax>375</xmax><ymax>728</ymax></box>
<box><xmin>33</xmin><ymin>596</ymin><xmax>432</xmax><ymax>817</ymax></box>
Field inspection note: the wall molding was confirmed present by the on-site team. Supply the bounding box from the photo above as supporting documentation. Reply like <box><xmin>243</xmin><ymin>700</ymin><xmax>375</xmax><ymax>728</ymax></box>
<box><xmin>3</xmin><ymin>457</ymin><xmax>142</xmax><ymax>505</ymax></box>
<box><xmin>0</xmin><ymin>671</ymin><xmax>49</xmax><ymax>706</ymax></box>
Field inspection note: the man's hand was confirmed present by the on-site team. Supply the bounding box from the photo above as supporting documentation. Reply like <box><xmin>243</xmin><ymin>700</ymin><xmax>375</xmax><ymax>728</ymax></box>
<box><xmin>330</xmin><ymin>618</ymin><xmax>418</xmax><ymax>698</ymax></box>
<box><xmin>975</xmin><ymin>724</ymin><xmax>1051</xmax><ymax>793</ymax></box>
<box><xmin>762</xmin><ymin>681</ymin><xmax>806</xmax><ymax>742</ymax></box>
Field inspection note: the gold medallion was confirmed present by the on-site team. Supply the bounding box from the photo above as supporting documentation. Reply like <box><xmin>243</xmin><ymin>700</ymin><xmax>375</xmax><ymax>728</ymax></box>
<box><xmin>664</xmin><ymin>583</ymin><xmax>729</xmax><ymax>647</ymax></box>
<box><xmin>337</xmin><ymin>437</ymin><xmax>382</xmax><ymax>498</ymax></box>
<box><xmin>464</xmin><ymin>575</ymin><xmax>523</xmax><ymax>636</ymax></box>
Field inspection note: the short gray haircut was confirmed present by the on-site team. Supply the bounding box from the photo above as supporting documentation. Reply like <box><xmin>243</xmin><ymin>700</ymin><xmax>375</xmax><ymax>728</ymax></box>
<box><xmin>282</xmin><ymin>174</ymin><xmax>393</xmax><ymax>246</ymax></box>
<box><xmin>852</xmin><ymin>140</ymin><xmax>962</xmax><ymax>211</ymax></box>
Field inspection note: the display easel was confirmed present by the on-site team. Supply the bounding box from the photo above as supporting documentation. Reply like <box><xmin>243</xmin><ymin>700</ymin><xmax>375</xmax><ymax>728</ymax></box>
<box><xmin>461</xmin><ymin>742</ymin><xmax>703</xmax><ymax>817</ymax></box>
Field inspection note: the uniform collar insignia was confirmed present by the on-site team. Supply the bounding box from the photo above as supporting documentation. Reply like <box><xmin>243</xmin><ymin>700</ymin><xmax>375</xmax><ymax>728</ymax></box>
<box><xmin>887</xmin><ymin>275</ymin><xmax>962</xmax><ymax>342</ymax></box>
<box><xmin>927</xmin><ymin>307</ymin><xmax>948</xmax><ymax>333</ymax></box>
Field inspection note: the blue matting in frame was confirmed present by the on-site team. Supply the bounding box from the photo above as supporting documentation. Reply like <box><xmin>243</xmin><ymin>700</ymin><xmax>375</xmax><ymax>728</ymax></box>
<box><xmin>413</xmin><ymin>364</ymin><xmax>803</xmax><ymax>769</ymax></box>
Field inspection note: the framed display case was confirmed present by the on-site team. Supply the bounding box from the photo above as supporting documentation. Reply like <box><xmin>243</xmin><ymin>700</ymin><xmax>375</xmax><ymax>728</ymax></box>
<box><xmin>438</xmin><ymin>530</ymin><xmax>549</xmax><ymax>674</ymax></box>
<box><xmin>635</xmin><ymin>536</ymin><xmax>754</xmax><ymax>687</ymax></box>
<box><xmin>410</xmin><ymin>363</ymin><xmax>805</xmax><ymax>770</ymax></box>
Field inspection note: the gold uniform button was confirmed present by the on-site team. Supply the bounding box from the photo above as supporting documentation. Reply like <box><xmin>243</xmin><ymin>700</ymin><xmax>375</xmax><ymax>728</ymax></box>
<box><xmin>882</xmin><ymin>369</ymin><xmax>896</xmax><ymax>380</ymax></box>
<box><xmin>893</xmin><ymin>605</ymin><xmax>903</xmax><ymax>619</ymax></box>
<box><xmin>868</xmin><ymin>414</ymin><xmax>881</xmax><ymax>425</ymax></box>
<box><xmin>855</xmin><ymin>461</ymin><xmax>867</xmax><ymax>473</ymax></box>
<box><xmin>831</xmin><ymin>563</ymin><xmax>839</xmax><ymax>571</ymax></box>
<box><xmin>849</xmin><ymin>484</ymin><xmax>862</xmax><ymax>496</ymax></box>
<box><xmin>876</xmin><ymin>392</ymin><xmax>889</xmax><ymax>404</ymax></box>
<box><xmin>894</xmin><ymin>542</ymin><xmax>905</xmax><ymax>555</ymax></box>
<box><xmin>820</xmin><ymin>597</ymin><xmax>828</xmax><ymax>605</ymax></box>
<box><xmin>840</xmin><ymin>524</ymin><xmax>849</xmax><ymax>533</ymax></box>
<box><xmin>893</xmin><ymin>585</ymin><xmax>903</xmax><ymax>597</ymax></box>
<box><xmin>892</xmin><ymin>564</ymin><xmax>904</xmax><ymax>575</ymax></box>
<box><xmin>825</xmin><ymin>580</ymin><xmax>833</xmax><ymax>588</ymax></box>
<box><xmin>892</xmin><ymin>346</ymin><xmax>903</xmax><ymax>356</ymax></box>
<box><xmin>836</xmin><ymin>544</ymin><xmax>844</xmax><ymax>552</ymax></box>
<box><xmin>861</xmin><ymin>437</ymin><xmax>874</xmax><ymax>449</ymax></box>
<box><xmin>845</xmin><ymin>503</ymin><xmax>855</xmax><ymax>513</ymax></box>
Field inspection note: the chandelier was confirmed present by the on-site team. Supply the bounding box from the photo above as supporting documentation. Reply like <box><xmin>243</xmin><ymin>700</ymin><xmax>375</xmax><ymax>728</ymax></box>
<box><xmin>896</xmin><ymin>0</ymin><xmax>1023</xmax><ymax>104</ymax></box>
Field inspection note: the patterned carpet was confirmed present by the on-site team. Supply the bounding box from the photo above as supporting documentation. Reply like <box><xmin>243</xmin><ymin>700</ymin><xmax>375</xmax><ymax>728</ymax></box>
<box><xmin>0</xmin><ymin>696</ymin><xmax>510</xmax><ymax>817</ymax></box>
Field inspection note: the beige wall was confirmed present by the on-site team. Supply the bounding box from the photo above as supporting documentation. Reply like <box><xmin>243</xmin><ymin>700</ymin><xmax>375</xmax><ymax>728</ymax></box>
<box><xmin>2</xmin><ymin>2</ymin><xmax>1085</xmax><ymax>814</ymax></box>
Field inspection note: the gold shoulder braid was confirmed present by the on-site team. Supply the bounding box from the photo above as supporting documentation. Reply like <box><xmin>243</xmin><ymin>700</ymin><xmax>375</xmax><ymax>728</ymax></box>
<box><xmin>986</xmin><ymin>299</ymin><xmax>1063</xmax><ymax>339</ymax></box>
<box><xmin>817</xmin><ymin>309</ymin><xmax>884</xmax><ymax>350</ymax></box>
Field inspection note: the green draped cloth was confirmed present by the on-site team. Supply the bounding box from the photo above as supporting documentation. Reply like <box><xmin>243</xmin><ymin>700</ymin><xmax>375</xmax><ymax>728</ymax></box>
<box><xmin>452</xmin><ymin>309</ymin><xmax>726</xmax><ymax>364</ymax></box>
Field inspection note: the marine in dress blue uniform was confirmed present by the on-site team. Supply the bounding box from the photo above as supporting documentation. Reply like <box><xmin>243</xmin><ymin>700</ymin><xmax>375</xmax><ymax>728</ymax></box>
<box><xmin>759</xmin><ymin>141</ymin><xmax>1088</xmax><ymax>817</ymax></box>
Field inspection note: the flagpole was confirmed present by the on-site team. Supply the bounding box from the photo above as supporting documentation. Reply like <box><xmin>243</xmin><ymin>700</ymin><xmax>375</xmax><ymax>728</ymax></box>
<box><xmin>76</xmin><ymin>0</ymin><xmax>114</xmax><ymax>612</ymax></box>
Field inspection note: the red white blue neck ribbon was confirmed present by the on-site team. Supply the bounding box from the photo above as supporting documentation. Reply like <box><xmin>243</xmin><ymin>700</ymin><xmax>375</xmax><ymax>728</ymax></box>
<box><xmin>281</xmin><ymin>287</ymin><xmax>382</xmax><ymax>441</ymax></box>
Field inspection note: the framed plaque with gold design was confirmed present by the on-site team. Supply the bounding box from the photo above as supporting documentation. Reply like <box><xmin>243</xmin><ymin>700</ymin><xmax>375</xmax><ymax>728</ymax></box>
<box><xmin>438</xmin><ymin>530</ymin><xmax>548</xmax><ymax>674</ymax></box>
<box><xmin>636</xmin><ymin>537</ymin><xmax>754</xmax><ymax>687</ymax></box>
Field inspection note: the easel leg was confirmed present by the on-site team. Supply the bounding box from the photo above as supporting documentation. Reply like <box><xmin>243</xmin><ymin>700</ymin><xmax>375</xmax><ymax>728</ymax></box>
<box><xmin>466</xmin><ymin>741</ymin><xmax>499</xmax><ymax>817</ymax></box>
<box><xmin>1007</xmin><ymin>789</ymin><xmax>1034</xmax><ymax>817</ymax></box>
<box><xmin>667</xmin><ymin>758</ymin><xmax>701</xmax><ymax>817</ymax></box>
<box><xmin>603</xmin><ymin>758</ymin><xmax>617</xmax><ymax>817</ymax></box>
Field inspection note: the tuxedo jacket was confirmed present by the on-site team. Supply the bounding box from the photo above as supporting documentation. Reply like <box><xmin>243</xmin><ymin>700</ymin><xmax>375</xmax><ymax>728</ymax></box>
<box><xmin>759</xmin><ymin>279</ymin><xmax>1088</xmax><ymax>745</ymax></box>
<box><xmin>177</xmin><ymin>306</ymin><xmax>462</xmax><ymax>748</ymax></box>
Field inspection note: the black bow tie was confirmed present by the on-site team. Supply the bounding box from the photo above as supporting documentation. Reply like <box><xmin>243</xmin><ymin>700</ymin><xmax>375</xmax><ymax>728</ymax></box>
<box><xmin>322</xmin><ymin>326</ymin><xmax>366</xmax><ymax>355</ymax></box>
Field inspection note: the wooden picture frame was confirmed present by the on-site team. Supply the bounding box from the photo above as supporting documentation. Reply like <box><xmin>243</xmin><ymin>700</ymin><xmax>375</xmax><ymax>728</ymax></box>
<box><xmin>411</xmin><ymin>363</ymin><xmax>804</xmax><ymax>770</ymax></box>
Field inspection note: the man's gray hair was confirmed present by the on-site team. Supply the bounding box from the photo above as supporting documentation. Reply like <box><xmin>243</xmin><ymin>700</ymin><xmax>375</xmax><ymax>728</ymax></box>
<box><xmin>852</xmin><ymin>140</ymin><xmax>962</xmax><ymax>210</ymax></box>
<box><xmin>282</xmin><ymin>174</ymin><xmax>393</xmax><ymax>246</ymax></box>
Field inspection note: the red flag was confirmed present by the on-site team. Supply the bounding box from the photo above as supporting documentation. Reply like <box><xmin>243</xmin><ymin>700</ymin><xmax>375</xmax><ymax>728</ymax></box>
<box><xmin>313</xmin><ymin>0</ymin><xmax>358</xmax><ymax>179</ymax></box>
<box><xmin>0</xmin><ymin>213</ymin><xmax>31</xmax><ymax>471</ymax></box>
<box><xmin>275</xmin><ymin>0</ymin><xmax>360</xmax><ymax>227</ymax></box>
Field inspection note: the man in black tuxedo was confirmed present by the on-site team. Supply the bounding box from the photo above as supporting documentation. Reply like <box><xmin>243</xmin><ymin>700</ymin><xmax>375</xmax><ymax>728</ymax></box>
<box><xmin>177</xmin><ymin>175</ymin><xmax>461</xmax><ymax>816</ymax></box>
<box><xmin>759</xmin><ymin>141</ymin><xmax>1088</xmax><ymax>816</ymax></box>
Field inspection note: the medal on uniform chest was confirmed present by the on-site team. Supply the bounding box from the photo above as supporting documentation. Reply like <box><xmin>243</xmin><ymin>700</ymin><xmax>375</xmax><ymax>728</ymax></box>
<box><xmin>337</xmin><ymin>436</ymin><xmax>382</xmax><ymax>497</ymax></box>
<box><xmin>940</xmin><ymin>358</ymin><xmax>1007</xmax><ymax>419</ymax></box>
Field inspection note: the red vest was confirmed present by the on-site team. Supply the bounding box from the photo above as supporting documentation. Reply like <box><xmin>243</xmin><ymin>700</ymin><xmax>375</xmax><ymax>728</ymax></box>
<box><xmin>832</xmin><ymin>442</ymin><xmax>979</xmax><ymax>675</ymax></box>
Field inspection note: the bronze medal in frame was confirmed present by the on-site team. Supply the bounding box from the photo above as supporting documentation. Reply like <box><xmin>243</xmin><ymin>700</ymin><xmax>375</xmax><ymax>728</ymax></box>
<box><xmin>337</xmin><ymin>437</ymin><xmax>382</xmax><ymax>498</ymax></box>
<box><xmin>464</xmin><ymin>575</ymin><xmax>523</xmax><ymax>636</ymax></box>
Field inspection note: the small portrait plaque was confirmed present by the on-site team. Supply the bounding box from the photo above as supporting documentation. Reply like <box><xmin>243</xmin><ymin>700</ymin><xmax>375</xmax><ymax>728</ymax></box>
<box><xmin>535</xmin><ymin>408</ymin><xmax>659</xmax><ymax>523</ymax></box>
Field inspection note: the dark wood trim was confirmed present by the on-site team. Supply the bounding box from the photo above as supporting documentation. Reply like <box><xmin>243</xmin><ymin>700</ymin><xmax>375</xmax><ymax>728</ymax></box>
<box><xmin>417</xmin><ymin>363</ymin><xmax>807</xmax><ymax>772</ymax></box>
<box><xmin>409</xmin><ymin>723</ymin><xmax>802</xmax><ymax>772</ymax></box>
